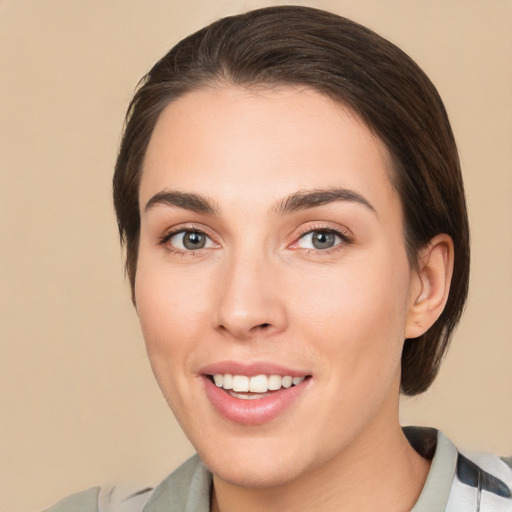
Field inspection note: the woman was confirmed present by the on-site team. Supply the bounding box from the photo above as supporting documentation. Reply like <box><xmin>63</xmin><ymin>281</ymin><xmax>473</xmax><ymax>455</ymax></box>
<box><xmin>47</xmin><ymin>5</ymin><xmax>511</xmax><ymax>512</ymax></box>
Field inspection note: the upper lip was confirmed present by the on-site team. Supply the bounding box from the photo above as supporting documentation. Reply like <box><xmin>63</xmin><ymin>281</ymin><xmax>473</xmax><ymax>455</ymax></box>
<box><xmin>198</xmin><ymin>360</ymin><xmax>311</xmax><ymax>378</ymax></box>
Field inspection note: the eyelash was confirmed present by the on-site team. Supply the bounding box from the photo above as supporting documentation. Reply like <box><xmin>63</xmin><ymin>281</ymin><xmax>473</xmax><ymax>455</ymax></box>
<box><xmin>157</xmin><ymin>224</ymin><xmax>353</xmax><ymax>256</ymax></box>
<box><xmin>158</xmin><ymin>227</ymin><xmax>217</xmax><ymax>256</ymax></box>
<box><xmin>291</xmin><ymin>225</ymin><xmax>354</xmax><ymax>253</ymax></box>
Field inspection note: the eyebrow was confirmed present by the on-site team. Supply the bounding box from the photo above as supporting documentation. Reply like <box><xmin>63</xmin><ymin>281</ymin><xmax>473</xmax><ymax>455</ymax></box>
<box><xmin>144</xmin><ymin>187</ymin><xmax>376</xmax><ymax>217</ymax></box>
<box><xmin>145</xmin><ymin>190</ymin><xmax>219</xmax><ymax>215</ymax></box>
<box><xmin>275</xmin><ymin>188</ymin><xmax>376</xmax><ymax>215</ymax></box>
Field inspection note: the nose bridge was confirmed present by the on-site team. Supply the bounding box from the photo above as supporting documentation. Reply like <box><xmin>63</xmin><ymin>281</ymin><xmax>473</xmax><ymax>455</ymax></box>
<box><xmin>214</xmin><ymin>240</ymin><xmax>287</xmax><ymax>339</ymax></box>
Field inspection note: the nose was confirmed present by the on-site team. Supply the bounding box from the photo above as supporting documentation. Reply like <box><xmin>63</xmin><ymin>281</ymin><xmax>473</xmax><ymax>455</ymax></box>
<box><xmin>213</xmin><ymin>251</ymin><xmax>288</xmax><ymax>341</ymax></box>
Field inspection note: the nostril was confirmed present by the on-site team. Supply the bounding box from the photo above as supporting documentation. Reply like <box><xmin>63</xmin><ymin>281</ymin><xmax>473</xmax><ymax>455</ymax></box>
<box><xmin>246</xmin><ymin>322</ymin><xmax>272</xmax><ymax>335</ymax></box>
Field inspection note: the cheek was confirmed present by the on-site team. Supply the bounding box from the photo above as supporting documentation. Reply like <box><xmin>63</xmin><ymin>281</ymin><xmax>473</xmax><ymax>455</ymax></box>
<box><xmin>134</xmin><ymin>259</ymin><xmax>212</xmax><ymax>389</ymax></box>
<box><xmin>136</xmin><ymin>252</ymin><xmax>211</xmax><ymax>336</ymax></box>
<box><xmin>134</xmin><ymin>268</ymin><xmax>212</xmax><ymax>437</ymax></box>
<box><xmin>293</xmin><ymin>252</ymin><xmax>410</xmax><ymax>382</ymax></box>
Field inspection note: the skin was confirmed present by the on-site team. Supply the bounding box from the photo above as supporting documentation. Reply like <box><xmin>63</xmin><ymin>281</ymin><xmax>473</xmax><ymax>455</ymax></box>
<box><xmin>135</xmin><ymin>85</ymin><xmax>453</xmax><ymax>512</ymax></box>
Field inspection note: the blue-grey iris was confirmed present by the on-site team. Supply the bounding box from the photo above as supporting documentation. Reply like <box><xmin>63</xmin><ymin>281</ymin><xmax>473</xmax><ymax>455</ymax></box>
<box><xmin>183</xmin><ymin>232</ymin><xmax>206</xmax><ymax>250</ymax></box>
<box><xmin>312</xmin><ymin>231</ymin><xmax>336</xmax><ymax>249</ymax></box>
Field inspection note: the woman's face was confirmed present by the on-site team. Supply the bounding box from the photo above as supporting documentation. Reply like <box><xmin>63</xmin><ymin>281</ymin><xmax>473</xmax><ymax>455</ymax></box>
<box><xmin>136</xmin><ymin>86</ymin><xmax>421</xmax><ymax>488</ymax></box>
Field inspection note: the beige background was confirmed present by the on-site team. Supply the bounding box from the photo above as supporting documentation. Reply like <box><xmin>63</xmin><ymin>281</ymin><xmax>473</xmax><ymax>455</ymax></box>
<box><xmin>1</xmin><ymin>1</ymin><xmax>511</xmax><ymax>511</ymax></box>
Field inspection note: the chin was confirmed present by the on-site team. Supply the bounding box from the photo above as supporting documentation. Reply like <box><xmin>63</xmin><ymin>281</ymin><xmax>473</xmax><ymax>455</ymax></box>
<box><xmin>193</xmin><ymin>429</ymin><xmax>322</xmax><ymax>490</ymax></box>
<box><xmin>206</xmin><ymin>454</ymin><xmax>307</xmax><ymax>490</ymax></box>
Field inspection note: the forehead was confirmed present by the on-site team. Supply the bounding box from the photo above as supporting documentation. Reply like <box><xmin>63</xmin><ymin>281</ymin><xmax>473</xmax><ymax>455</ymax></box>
<box><xmin>140</xmin><ymin>85</ymin><xmax>398</xmax><ymax>217</ymax></box>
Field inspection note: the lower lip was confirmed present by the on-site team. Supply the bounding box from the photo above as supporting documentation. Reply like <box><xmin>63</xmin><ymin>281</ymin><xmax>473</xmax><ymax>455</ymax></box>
<box><xmin>203</xmin><ymin>376</ymin><xmax>310</xmax><ymax>425</ymax></box>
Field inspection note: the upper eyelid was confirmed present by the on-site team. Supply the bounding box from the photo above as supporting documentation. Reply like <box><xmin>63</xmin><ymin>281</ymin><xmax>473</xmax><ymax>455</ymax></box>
<box><xmin>294</xmin><ymin>222</ymin><xmax>353</xmax><ymax>239</ymax></box>
<box><xmin>161</xmin><ymin>223</ymin><xmax>214</xmax><ymax>238</ymax></box>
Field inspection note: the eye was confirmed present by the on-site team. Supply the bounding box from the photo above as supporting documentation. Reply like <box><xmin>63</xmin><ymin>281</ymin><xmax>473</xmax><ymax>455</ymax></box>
<box><xmin>165</xmin><ymin>230</ymin><xmax>217</xmax><ymax>252</ymax></box>
<box><xmin>295</xmin><ymin>229</ymin><xmax>345</xmax><ymax>250</ymax></box>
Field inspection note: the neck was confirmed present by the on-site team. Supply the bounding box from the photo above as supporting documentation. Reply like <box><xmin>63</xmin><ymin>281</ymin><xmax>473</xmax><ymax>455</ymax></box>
<box><xmin>211</xmin><ymin>412</ymin><xmax>430</xmax><ymax>512</ymax></box>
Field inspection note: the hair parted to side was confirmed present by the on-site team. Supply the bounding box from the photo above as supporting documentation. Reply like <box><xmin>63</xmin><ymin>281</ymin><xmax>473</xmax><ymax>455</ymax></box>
<box><xmin>113</xmin><ymin>5</ymin><xmax>470</xmax><ymax>396</ymax></box>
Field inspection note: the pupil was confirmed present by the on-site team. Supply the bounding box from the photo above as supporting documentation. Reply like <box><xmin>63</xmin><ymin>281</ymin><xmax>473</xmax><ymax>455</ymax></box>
<box><xmin>184</xmin><ymin>232</ymin><xmax>205</xmax><ymax>250</ymax></box>
<box><xmin>312</xmin><ymin>231</ymin><xmax>334</xmax><ymax>249</ymax></box>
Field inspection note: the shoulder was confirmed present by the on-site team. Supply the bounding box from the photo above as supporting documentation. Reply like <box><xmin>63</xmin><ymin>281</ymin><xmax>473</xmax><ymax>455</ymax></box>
<box><xmin>441</xmin><ymin>435</ymin><xmax>512</xmax><ymax>512</ymax></box>
<box><xmin>142</xmin><ymin>454</ymin><xmax>211</xmax><ymax>511</ymax></box>
<box><xmin>43</xmin><ymin>487</ymin><xmax>100</xmax><ymax>512</ymax></box>
<box><xmin>44</xmin><ymin>485</ymin><xmax>153</xmax><ymax>512</ymax></box>
<box><xmin>43</xmin><ymin>455</ymin><xmax>210</xmax><ymax>512</ymax></box>
<box><xmin>448</xmin><ymin>450</ymin><xmax>512</xmax><ymax>511</ymax></box>
<box><xmin>405</xmin><ymin>427</ymin><xmax>512</xmax><ymax>512</ymax></box>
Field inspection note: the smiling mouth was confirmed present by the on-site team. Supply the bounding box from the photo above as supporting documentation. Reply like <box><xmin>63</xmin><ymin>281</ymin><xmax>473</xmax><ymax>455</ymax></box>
<box><xmin>207</xmin><ymin>373</ymin><xmax>311</xmax><ymax>400</ymax></box>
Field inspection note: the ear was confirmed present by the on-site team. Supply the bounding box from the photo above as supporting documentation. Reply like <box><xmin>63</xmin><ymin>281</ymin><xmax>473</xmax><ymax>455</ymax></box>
<box><xmin>405</xmin><ymin>234</ymin><xmax>454</xmax><ymax>339</ymax></box>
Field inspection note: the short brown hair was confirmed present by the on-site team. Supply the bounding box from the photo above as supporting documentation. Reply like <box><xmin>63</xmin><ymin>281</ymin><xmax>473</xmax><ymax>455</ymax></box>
<box><xmin>113</xmin><ymin>5</ymin><xmax>470</xmax><ymax>396</ymax></box>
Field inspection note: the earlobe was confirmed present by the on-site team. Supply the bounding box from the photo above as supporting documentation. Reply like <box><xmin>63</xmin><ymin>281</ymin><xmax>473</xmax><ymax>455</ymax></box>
<box><xmin>405</xmin><ymin>234</ymin><xmax>454</xmax><ymax>339</ymax></box>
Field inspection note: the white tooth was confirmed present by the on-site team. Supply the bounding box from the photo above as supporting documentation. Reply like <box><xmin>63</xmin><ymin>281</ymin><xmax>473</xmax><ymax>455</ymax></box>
<box><xmin>292</xmin><ymin>376</ymin><xmax>305</xmax><ymax>385</ymax></box>
<box><xmin>249</xmin><ymin>375</ymin><xmax>268</xmax><ymax>393</ymax></box>
<box><xmin>222</xmin><ymin>374</ymin><xmax>233</xmax><ymax>390</ymax></box>
<box><xmin>268</xmin><ymin>375</ymin><xmax>282</xmax><ymax>391</ymax></box>
<box><xmin>213</xmin><ymin>374</ymin><xmax>223</xmax><ymax>387</ymax></box>
<box><xmin>282</xmin><ymin>376</ymin><xmax>293</xmax><ymax>388</ymax></box>
<box><xmin>230</xmin><ymin>391</ymin><xmax>265</xmax><ymax>400</ymax></box>
<box><xmin>232</xmin><ymin>375</ymin><xmax>249</xmax><ymax>392</ymax></box>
